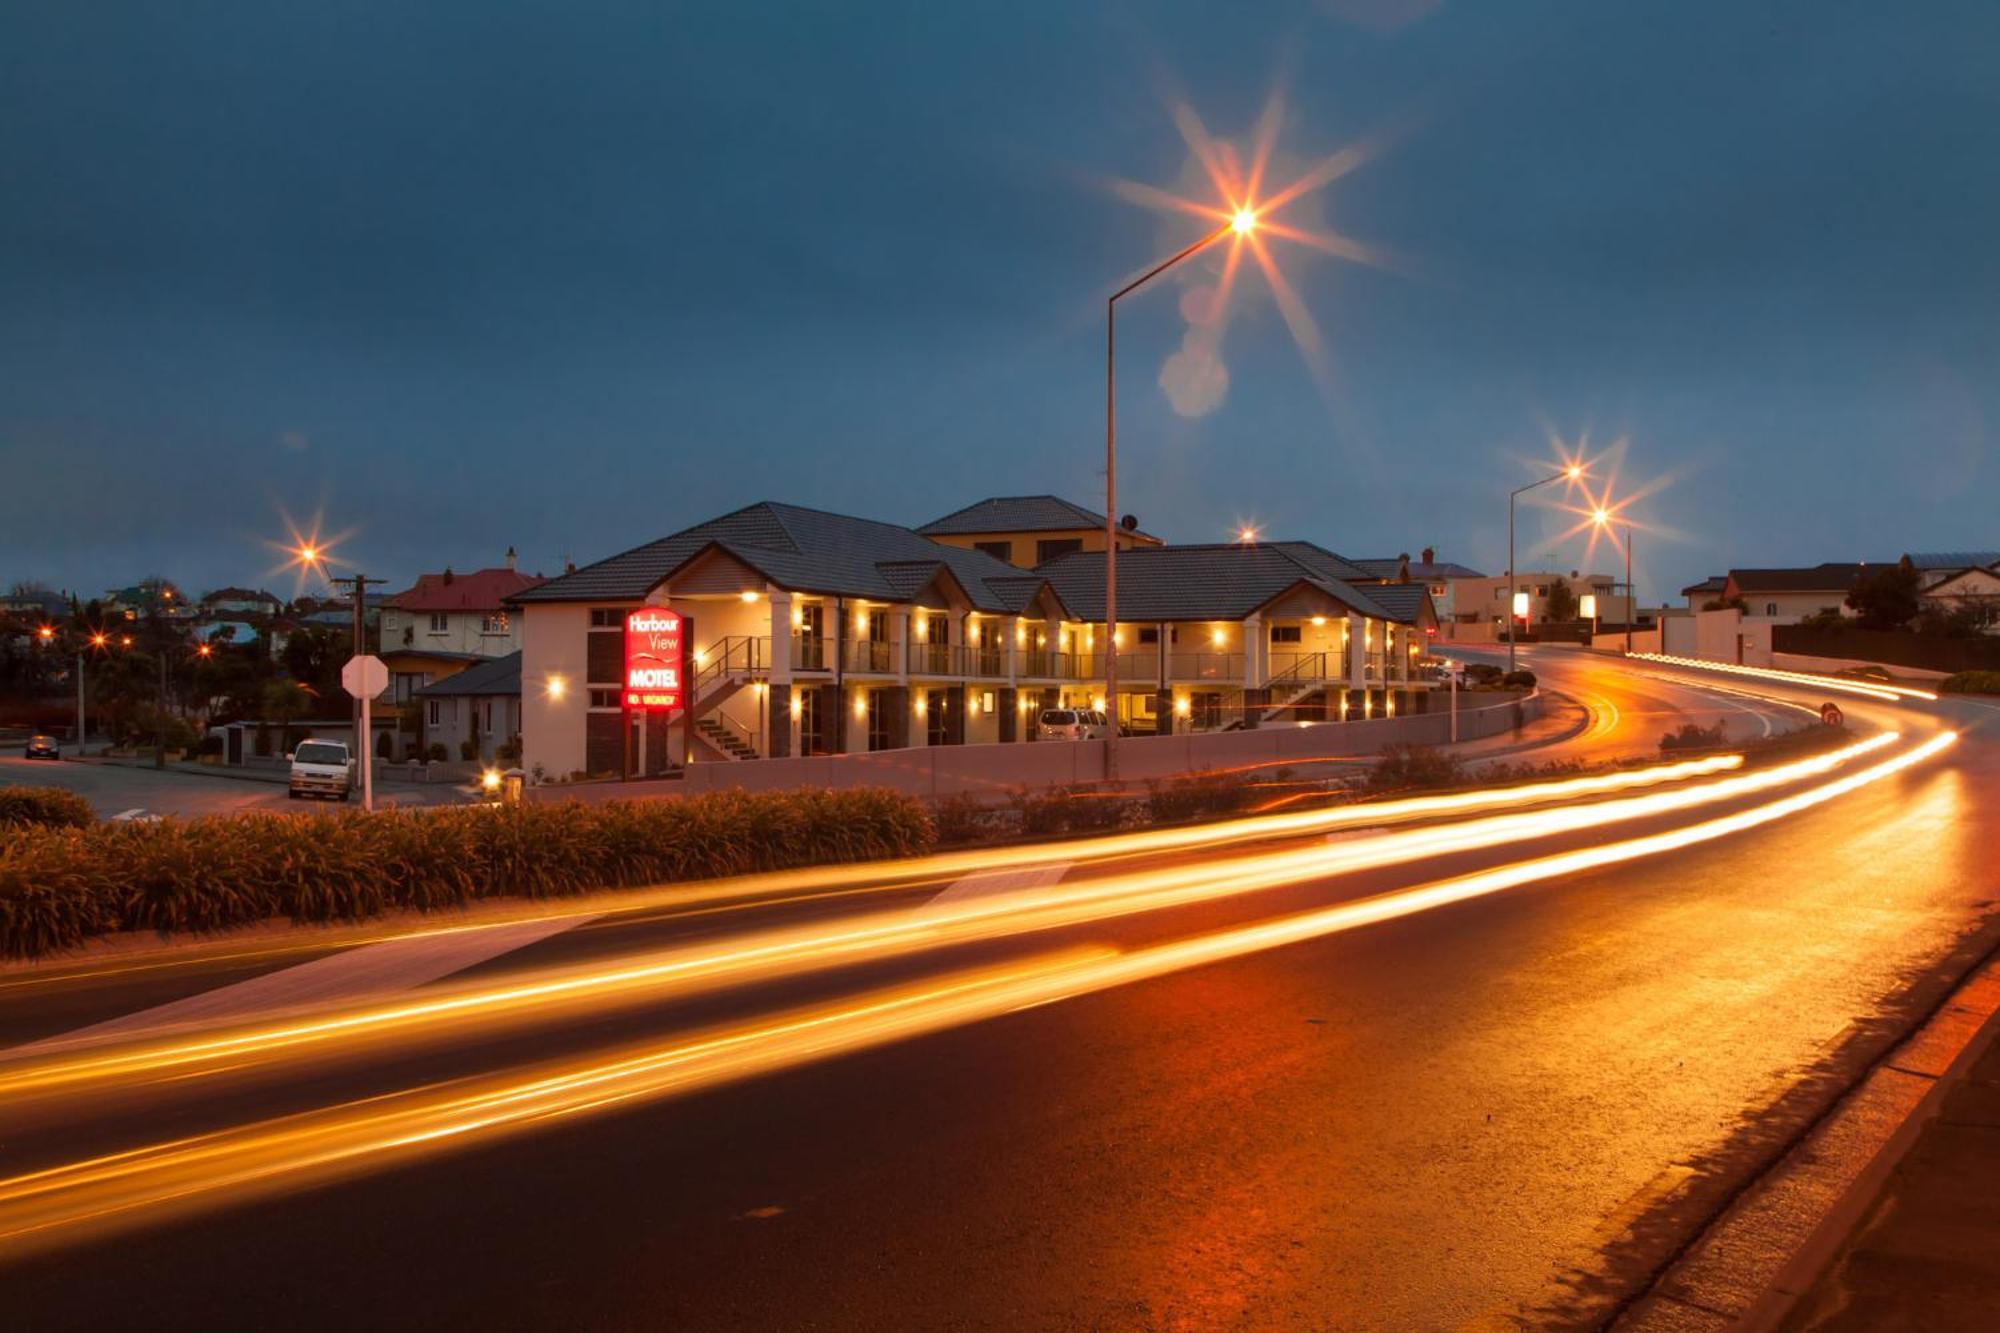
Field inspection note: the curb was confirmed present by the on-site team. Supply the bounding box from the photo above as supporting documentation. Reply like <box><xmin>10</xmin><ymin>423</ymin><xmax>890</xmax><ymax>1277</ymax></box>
<box><xmin>1741</xmin><ymin>959</ymin><xmax>2000</xmax><ymax>1330</ymax></box>
<box><xmin>1613</xmin><ymin>941</ymin><xmax>2000</xmax><ymax>1330</ymax></box>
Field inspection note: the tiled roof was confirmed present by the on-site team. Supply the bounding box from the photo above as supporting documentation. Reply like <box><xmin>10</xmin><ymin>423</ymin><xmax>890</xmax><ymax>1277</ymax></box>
<box><xmin>1346</xmin><ymin>557</ymin><xmax>1487</xmax><ymax>581</ymax></box>
<box><xmin>415</xmin><ymin>651</ymin><xmax>522</xmax><ymax>697</ymax></box>
<box><xmin>1680</xmin><ymin>575</ymin><xmax>1728</xmax><ymax>596</ymax></box>
<box><xmin>387</xmin><ymin>568</ymin><xmax>546</xmax><ymax>612</ymax></box>
<box><xmin>1725</xmin><ymin>563</ymin><xmax>1871</xmax><ymax>594</ymax></box>
<box><xmin>200</xmin><ymin>586</ymin><xmax>281</xmax><ymax>605</ymax></box>
<box><xmin>1035</xmin><ymin>544</ymin><xmax>1420</xmax><ymax>624</ymax></box>
<box><xmin>512</xmin><ymin>502</ymin><xmax>1063</xmax><ymax>616</ymax></box>
<box><xmin>917</xmin><ymin>495</ymin><xmax>1120</xmax><ymax>536</ymax></box>
<box><xmin>1265</xmin><ymin>542</ymin><xmax>1376</xmax><ymax>584</ymax></box>
<box><xmin>1905</xmin><ymin>551</ymin><xmax>1999</xmax><ymax>572</ymax></box>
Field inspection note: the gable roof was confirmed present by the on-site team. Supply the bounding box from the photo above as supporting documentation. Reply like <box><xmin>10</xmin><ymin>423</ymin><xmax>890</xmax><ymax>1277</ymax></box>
<box><xmin>1345</xmin><ymin>556</ymin><xmax>1488</xmax><ymax>582</ymax></box>
<box><xmin>917</xmin><ymin>495</ymin><xmax>1125</xmax><ymax>536</ymax></box>
<box><xmin>512</xmin><ymin>501</ymin><xmax>1068</xmax><ymax>616</ymax></box>
<box><xmin>1724</xmin><ymin>563</ymin><xmax>1871</xmax><ymax>594</ymax></box>
<box><xmin>415</xmin><ymin>651</ymin><xmax>522</xmax><ymax>697</ymax></box>
<box><xmin>1035</xmin><ymin>544</ymin><xmax>1420</xmax><ymax>624</ymax></box>
<box><xmin>1905</xmin><ymin>550</ymin><xmax>2000</xmax><ymax>572</ymax></box>
<box><xmin>1923</xmin><ymin>565</ymin><xmax>2000</xmax><ymax>597</ymax></box>
<box><xmin>388</xmin><ymin>568</ymin><xmax>546</xmax><ymax>612</ymax></box>
<box><xmin>200</xmin><ymin>586</ymin><xmax>281</xmax><ymax>606</ymax></box>
<box><xmin>1680</xmin><ymin>575</ymin><xmax>1728</xmax><ymax>596</ymax></box>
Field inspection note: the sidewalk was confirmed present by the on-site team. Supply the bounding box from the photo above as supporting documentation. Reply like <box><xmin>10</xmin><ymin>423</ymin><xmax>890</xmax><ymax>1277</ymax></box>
<box><xmin>1781</xmin><ymin>1007</ymin><xmax>2000</xmax><ymax>1329</ymax></box>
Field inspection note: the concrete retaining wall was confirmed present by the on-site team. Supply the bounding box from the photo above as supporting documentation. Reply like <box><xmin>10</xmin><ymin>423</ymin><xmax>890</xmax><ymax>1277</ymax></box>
<box><xmin>535</xmin><ymin>692</ymin><xmax>1538</xmax><ymax>804</ymax></box>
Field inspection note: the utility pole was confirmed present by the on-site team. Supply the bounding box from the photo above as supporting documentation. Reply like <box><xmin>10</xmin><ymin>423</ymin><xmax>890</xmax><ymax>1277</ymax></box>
<box><xmin>333</xmin><ymin>574</ymin><xmax>381</xmax><ymax>794</ymax></box>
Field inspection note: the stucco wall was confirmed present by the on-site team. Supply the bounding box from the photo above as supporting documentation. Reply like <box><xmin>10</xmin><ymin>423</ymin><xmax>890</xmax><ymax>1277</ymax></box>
<box><xmin>520</xmin><ymin>602</ymin><xmax>591</xmax><ymax>779</ymax></box>
<box><xmin>533</xmin><ymin>691</ymin><xmax>1537</xmax><ymax>804</ymax></box>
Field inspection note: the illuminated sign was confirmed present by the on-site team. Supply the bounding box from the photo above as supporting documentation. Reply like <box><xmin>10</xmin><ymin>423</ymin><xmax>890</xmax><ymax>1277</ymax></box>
<box><xmin>1579</xmin><ymin>594</ymin><xmax>1598</xmax><ymax>620</ymax></box>
<box><xmin>624</xmin><ymin>609</ymin><xmax>690</xmax><ymax>712</ymax></box>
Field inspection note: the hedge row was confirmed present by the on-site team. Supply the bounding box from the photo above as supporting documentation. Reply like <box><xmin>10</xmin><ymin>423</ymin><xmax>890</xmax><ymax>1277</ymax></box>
<box><xmin>1941</xmin><ymin>671</ymin><xmax>2000</xmax><ymax>695</ymax></box>
<box><xmin>0</xmin><ymin>787</ymin><xmax>935</xmax><ymax>960</ymax></box>
<box><xmin>0</xmin><ymin>787</ymin><xmax>96</xmax><ymax>830</ymax></box>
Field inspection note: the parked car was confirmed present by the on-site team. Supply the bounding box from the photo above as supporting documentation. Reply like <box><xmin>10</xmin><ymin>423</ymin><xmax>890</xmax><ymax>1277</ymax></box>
<box><xmin>287</xmin><ymin>739</ymin><xmax>355</xmax><ymax>801</ymax></box>
<box><xmin>24</xmin><ymin>735</ymin><xmax>60</xmax><ymax>760</ymax></box>
<box><xmin>1037</xmin><ymin>708</ymin><xmax>1108</xmax><ymax>741</ymax></box>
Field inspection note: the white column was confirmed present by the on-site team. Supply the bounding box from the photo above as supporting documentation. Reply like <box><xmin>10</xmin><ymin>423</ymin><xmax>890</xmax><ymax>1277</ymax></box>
<box><xmin>1243</xmin><ymin>613</ymin><xmax>1266</xmax><ymax>688</ymax></box>
<box><xmin>1347</xmin><ymin>613</ymin><xmax>1366</xmax><ymax>690</ymax></box>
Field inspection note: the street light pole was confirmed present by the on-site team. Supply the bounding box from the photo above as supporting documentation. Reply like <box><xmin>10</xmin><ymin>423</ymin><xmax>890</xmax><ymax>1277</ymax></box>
<box><xmin>1105</xmin><ymin>217</ymin><xmax>1243</xmax><ymax>780</ymax></box>
<box><xmin>1625</xmin><ymin>524</ymin><xmax>1635</xmax><ymax>655</ymax></box>
<box><xmin>1507</xmin><ymin>464</ymin><xmax>1582</xmax><ymax>675</ymax></box>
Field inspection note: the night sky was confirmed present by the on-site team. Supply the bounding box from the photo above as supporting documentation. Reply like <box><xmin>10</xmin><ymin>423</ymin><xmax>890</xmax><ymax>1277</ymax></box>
<box><xmin>4</xmin><ymin>2</ymin><xmax>1995</xmax><ymax>603</ymax></box>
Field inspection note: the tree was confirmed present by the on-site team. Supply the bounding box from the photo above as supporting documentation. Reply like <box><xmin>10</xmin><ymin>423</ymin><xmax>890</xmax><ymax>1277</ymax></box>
<box><xmin>1544</xmin><ymin>577</ymin><xmax>1578</xmax><ymax>623</ymax></box>
<box><xmin>1846</xmin><ymin>559</ymin><xmax>1921</xmax><ymax>631</ymax></box>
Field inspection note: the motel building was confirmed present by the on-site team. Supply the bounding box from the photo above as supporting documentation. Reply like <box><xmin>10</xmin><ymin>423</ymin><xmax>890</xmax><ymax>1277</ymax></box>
<box><xmin>513</xmin><ymin>499</ymin><xmax>1438</xmax><ymax>782</ymax></box>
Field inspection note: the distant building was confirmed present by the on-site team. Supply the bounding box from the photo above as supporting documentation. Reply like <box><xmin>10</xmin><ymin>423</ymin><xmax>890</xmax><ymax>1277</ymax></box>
<box><xmin>1903</xmin><ymin>551</ymin><xmax>2000</xmax><ymax>592</ymax></box>
<box><xmin>917</xmin><ymin>496</ymin><xmax>1163</xmax><ymax>569</ymax></box>
<box><xmin>415</xmin><ymin>651</ymin><xmax>522</xmax><ymax>763</ymax></box>
<box><xmin>200</xmin><ymin>587</ymin><xmax>282</xmax><ymax>618</ymax></box>
<box><xmin>1920</xmin><ymin>563</ymin><xmax>2000</xmax><ymax>630</ymax></box>
<box><xmin>381</xmin><ymin>550</ymin><xmax>545</xmax><ymax>657</ymax></box>
<box><xmin>1445</xmin><ymin>569</ymin><xmax>1618</xmax><ymax>640</ymax></box>
<box><xmin>1679</xmin><ymin>575</ymin><xmax>1728</xmax><ymax>610</ymax></box>
<box><xmin>1345</xmin><ymin>547</ymin><xmax>1485</xmax><ymax>625</ymax></box>
<box><xmin>1720</xmin><ymin>564</ymin><xmax>1870</xmax><ymax>620</ymax></box>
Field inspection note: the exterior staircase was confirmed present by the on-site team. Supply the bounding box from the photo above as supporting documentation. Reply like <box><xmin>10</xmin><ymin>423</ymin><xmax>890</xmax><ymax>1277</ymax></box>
<box><xmin>694</xmin><ymin>715</ymin><xmax>758</xmax><ymax>761</ymax></box>
<box><xmin>1261</xmin><ymin>653</ymin><xmax>1334</xmax><ymax>723</ymax></box>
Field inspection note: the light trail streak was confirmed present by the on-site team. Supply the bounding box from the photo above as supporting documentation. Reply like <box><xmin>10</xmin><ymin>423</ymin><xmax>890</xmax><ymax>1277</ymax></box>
<box><xmin>1629</xmin><ymin>653</ymin><xmax>1938</xmax><ymax>702</ymax></box>
<box><xmin>1</xmin><ymin>750</ymin><xmax>1754</xmax><ymax>997</ymax></box>
<box><xmin>0</xmin><ymin>733</ymin><xmax>1955</xmax><ymax>1256</ymax></box>
<box><xmin>0</xmin><ymin>740</ymin><xmax>1891</xmax><ymax>1099</ymax></box>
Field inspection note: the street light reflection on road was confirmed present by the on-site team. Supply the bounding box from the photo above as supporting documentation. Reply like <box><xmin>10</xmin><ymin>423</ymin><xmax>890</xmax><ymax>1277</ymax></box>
<box><xmin>0</xmin><ymin>732</ymin><xmax>1955</xmax><ymax>1258</ymax></box>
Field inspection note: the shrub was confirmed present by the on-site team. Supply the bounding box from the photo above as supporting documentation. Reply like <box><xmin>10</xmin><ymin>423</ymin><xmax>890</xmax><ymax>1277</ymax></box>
<box><xmin>0</xmin><ymin>786</ymin><xmax>935</xmax><ymax>959</ymax></box>
<box><xmin>1365</xmin><ymin>744</ymin><xmax>1465</xmax><ymax>793</ymax></box>
<box><xmin>0</xmin><ymin>787</ymin><xmax>96</xmax><ymax>830</ymax></box>
<box><xmin>460</xmin><ymin>738</ymin><xmax>480</xmax><ymax>762</ymax></box>
<box><xmin>1464</xmin><ymin>663</ymin><xmax>1503</xmax><ymax>686</ymax></box>
<box><xmin>1010</xmin><ymin>785</ymin><xmax>1123</xmax><ymax>836</ymax></box>
<box><xmin>932</xmin><ymin>793</ymin><xmax>1008</xmax><ymax>844</ymax></box>
<box><xmin>1499</xmin><ymin>669</ymin><xmax>1537</xmax><ymax>690</ymax></box>
<box><xmin>1146</xmin><ymin>772</ymin><xmax>1255</xmax><ymax>824</ymax></box>
<box><xmin>195</xmin><ymin>735</ymin><xmax>224</xmax><ymax>757</ymax></box>
<box><xmin>1661</xmin><ymin>721</ymin><xmax>1728</xmax><ymax>753</ymax></box>
<box><xmin>427</xmin><ymin>742</ymin><xmax>449</xmax><ymax>762</ymax></box>
<box><xmin>1940</xmin><ymin>671</ymin><xmax>2000</xmax><ymax>695</ymax></box>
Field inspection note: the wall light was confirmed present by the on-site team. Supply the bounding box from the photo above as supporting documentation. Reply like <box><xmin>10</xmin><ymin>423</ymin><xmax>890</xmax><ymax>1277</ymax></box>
<box><xmin>1210</xmin><ymin>627</ymin><xmax>1225</xmax><ymax>646</ymax></box>
<box><xmin>1311</xmin><ymin>615</ymin><xmax>1327</xmax><ymax>627</ymax></box>
<box><xmin>790</xmin><ymin>607</ymin><xmax>804</xmax><ymax>629</ymax></box>
<box><xmin>1174</xmin><ymin>697</ymin><xmax>1192</xmax><ymax>717</ymax></box>
<box><xmin>739</xmin><ymin>590</ymin><xmax>759</xmax><ymax>604</ymax></box>
<box><xmin>854</xmin><ymin>695</ymin><xmax>868</xmax><ymax>718</ymax></box>
<box><xmin>1091</xmin><ymin>696</ymin><xmax>1106</xmax><ymax>712</ymax></box>
<box><xmin>545</xmin><ymin>674</ymin><xmax>568</xmax><ymax>701</ymax></box>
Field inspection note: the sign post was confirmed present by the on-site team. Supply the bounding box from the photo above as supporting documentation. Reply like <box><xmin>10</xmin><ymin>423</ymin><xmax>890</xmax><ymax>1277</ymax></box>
<box><xmin>624</xmin><ymin>609</ymin><xmax>691</xmax><ymax>775</ymax></box>
<box><xmin>340</xmin><ymin>654</ymin><xmax>389</xmax><ymax>811</ymax></box>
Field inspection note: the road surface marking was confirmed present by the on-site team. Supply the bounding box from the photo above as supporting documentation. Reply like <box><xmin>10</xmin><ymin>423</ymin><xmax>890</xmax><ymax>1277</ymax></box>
<box><xmin>926</xmin><ymin>863</ymin><xmax>1072</xmax><ymax>908</ymax></box>
<box><xmin>18</xmin><ymin>914</ymin><xmax>597</xmax><ymax>1053</ymax></box>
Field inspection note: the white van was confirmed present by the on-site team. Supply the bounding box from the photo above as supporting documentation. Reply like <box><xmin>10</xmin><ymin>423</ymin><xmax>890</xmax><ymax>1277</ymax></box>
<box><xmin>1036</xmin><ymin>708</ymin><xmax>1108</xmax><ymax>741</ymax></box>
<box><xmin>288</xmin><ymin>739</ymin><xmax>355</xmax><ymax>801</ymax></box>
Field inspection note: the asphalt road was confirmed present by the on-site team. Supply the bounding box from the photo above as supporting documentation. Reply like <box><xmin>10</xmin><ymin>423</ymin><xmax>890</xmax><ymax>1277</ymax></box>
<box><xmin>0</xmin><ymin>753</ymin><xmax>468</xmax><ymax>818</ymax></box>
<box><xmin>0</xmin><ymin>656</ymin><xmax>1992</xmax><ymax>1331</ymax></box>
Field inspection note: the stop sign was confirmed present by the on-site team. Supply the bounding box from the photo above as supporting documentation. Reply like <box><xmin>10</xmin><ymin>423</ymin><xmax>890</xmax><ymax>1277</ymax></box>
<box><xmin>341</xmin><ymin>654</ymin><xmax>389</xmax><ymax>699</ymax></box>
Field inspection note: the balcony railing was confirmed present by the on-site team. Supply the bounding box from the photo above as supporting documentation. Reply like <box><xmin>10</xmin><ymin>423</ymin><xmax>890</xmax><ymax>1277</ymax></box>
<box><xmin>790</xmin><ymin>634</ymin><xmax>829</xmax><ymax>672</ymax></box>
<box><xmin>692</xmin><ymin>636</ymin><xmax>769</xmax><ymax>695</ymax></box>
<box><xmin>1166</xmin><ymin>652</ymin><xmax>1244</xmax><ymax>682</ymax></box>
<box><xmin>841</xmin><ymin>639</ymin><xmax>895</xmax><ymax>673</ymax></box>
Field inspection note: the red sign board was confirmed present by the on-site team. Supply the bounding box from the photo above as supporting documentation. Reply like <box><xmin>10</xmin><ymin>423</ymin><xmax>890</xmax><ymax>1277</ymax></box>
<box><xmin>624</xmin><ymin>609</ymin><xmax>689</xmax><ymax>712</ymax></box>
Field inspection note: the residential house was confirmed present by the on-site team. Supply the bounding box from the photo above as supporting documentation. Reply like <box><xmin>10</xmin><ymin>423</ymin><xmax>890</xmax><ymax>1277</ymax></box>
<box><xmin>381</xmin><ymin>553</ymin><xmax>544</xmax><ymax>657</ymax></box>
<box><xmin>512</xmin><ymin>501</ymin><xmax>1434</xmax><ymax>781</ymax></box>
<box><xmin>1679</xmin><ymin>576</ymin><xmax>1728</xmax><ymax>610</ymax></box>
<box><xmin>1904</xmin><ymin>551</ymin><xmax>2000</xmax><ymax>592</ymax></box>
<box><xmin>415</xmin><ymin>651</ymin><xmax>523</xmax><ymax>763</ymax></box>
<box><xmin>1345</xmin><ymin>548</ymin><xmax>1485</xmax><ymax>624</ymax></box>
<box><xmin>1920</xmin><ymin>563</ymin><xmax>2000</xmax><ymax>630</ymax></box>
<box><xmin>916</xmin><ymin>495</ymin><xmax>1163</xmax><ymax>569</ymax></box>
<box><xmin>1720</xmin><ymin>564</ymin><xmax>1870</xmax><ymax>620</ymax></box>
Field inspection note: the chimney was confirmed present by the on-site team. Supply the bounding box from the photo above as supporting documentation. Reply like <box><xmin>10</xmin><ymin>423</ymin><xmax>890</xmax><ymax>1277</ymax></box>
<box><xmin>442</xmin><ymin>566</ymin><xmax>454</xmax><ymax>586</ymax></box>
<box><xmin>505</xmin><ymin>545</ymin><xmax>517</xmax><ymax>572</ymax></box>
<box><xmin>1396</xmin><ymin>553</ymin><xmax>1411</xmax><ymax>583</ymax></box>
<box><xmin>1421</xmin><ymin>546</ymin><xmax>1435</xmax><ymax>568</ymax></box>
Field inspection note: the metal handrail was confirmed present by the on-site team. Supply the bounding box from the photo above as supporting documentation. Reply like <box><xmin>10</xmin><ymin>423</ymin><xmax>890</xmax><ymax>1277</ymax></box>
<box><xmin>1266</xmin><ymin>651</ymin><xmax>1328</xmax><ymax>686</ymax></box>
<box><xmin>693</xmin><ymin>636</ymin><xmax>768</xmax><ymax>694</ymax></box>
<box><xmin>699</xmin><ymin>708</ymin><xmax>761</xmax><ymax>757</ymax></box>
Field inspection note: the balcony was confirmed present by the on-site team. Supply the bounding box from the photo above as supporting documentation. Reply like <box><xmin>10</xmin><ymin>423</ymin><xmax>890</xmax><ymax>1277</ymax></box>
<box><xmin>1166</xmin><ymin>652</ymin><xmax>1244</xmax><ymax>683</ymax></box>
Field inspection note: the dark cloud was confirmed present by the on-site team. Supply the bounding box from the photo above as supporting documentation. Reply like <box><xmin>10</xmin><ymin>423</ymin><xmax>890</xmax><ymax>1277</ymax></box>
<box><xmin>3</xmin><ymin>1</ymin><xmax>1995</xmax><ymax>600</ymax></box>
